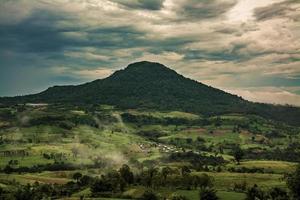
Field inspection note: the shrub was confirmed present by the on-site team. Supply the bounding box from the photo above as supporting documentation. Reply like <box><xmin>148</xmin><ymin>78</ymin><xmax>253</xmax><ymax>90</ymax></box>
<box><xmin>171</xmin><ymin>194</ymin><xmax>188</xmax><ymax>200</ymax></box>
<box><xmin>199</xmin><ymin>188</ymin><xmax>219</xmax><ymax>200</ymax></box>
<box><xmin>232</xmin><ymin>181</ymin><xmax>247</xmax><ymax>192</ymax></box>
<box><xmin>245</xmin><ymin>184</ymin><xmax>267</xmax><ymax>200</ymax></box>
<box><xmin>285</xmin><ymin>164</ymin><xmax>300</xmax><ymax>200</ymax></box>
<box><xmin>141</xmin><ymin>190</ymin><xmax>159</xmax><ymax>200</ymax></box>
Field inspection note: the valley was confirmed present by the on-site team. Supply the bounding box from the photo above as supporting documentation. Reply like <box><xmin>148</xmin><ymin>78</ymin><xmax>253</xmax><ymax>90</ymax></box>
<box><xmin>0</xmin><ymin>103</ymin><xmax>299</xmax><ymax>199</ymax></box>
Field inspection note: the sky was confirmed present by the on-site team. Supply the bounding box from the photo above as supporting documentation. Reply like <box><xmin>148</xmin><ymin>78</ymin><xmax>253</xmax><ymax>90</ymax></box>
<box><xmin>0</xmin><ymin>0</ymin><xmax>300</xmax><ymax>106</ymax></box>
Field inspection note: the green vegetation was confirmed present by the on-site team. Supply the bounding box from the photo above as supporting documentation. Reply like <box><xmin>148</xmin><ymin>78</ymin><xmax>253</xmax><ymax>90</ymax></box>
<box><xmin>286</xmin><ymin>164</ymin><xmax>300</xmax><ymax>199</ymax></box>
<box><xmin>0</xmin><ymin>78</ymin><xmax>300</xmax><ymax>200</ymax></box>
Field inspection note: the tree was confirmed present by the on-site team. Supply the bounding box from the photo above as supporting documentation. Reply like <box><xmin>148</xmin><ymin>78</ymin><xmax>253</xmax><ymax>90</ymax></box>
<box><xmin>14</xmin><ymin>184</ymin><xmax>35</xmax><ymax>200</ymax></box>
<box><xmin>171</xmin><ymin>194</ymin><xmax>188</xmax><ymax>200</ymax></box>
<box><xmin>148</xmin><ymin>167</ymin><xmax>158</xmax><ymax>187</ymax></box>
<box><xmin>71</xmin><ymin>146</ymin><xmax>79</xmax><ymax>159</ymax></box>
<box><xmin>91</xmin><ymin>178</ymin><xmax>113</xmax><ymax>194</ymax></box>
<box><xmin>199</xmin><ymin>187</ymin><xmax>219</xmax><ymax>200</ymax></box>
<box><xmin>196</xmin><ymin>174</ymin><xmax>214</xmax><ymax>189</ymax></box>
<box><xmin>286</xmin><ymin>164</ymin><xmax>300</xmax><ymax>199</ymax></box>
<box><xmin>245</xmin><ymin>184</ymin><xmax>267</xmax><ymax>200</ymax></box>
<box><xmin>181</xmin><ymin>166</ymin><xmax>191</xmax><ymax>176</ymax></box>
<box><xmin>214</xmin><ymin>117</ymin><xmax>222</xmax><ymax>127</ymax></box>
<box><xmin>72</xmin><ymin>172</ymin><xmax>82</xmax><ymax>182</ymax></box>
<box><xmin>162</xmin><ymin>166</ymin><xmax>172</xmax><ymax>183</ymax></box>
<box><xmin>233</xmin><ymin>146</ymin><xmax>244</xmax><ymax>165</ymax></box>
<box><xmin>269</xmin><ymin>187</ymin><xmax>288</xmax><ymax>200</ymax></box>
<box><xmin>141</xmin><ymin>190</ymin><xmax>158</xmax><ymax>200</ymax></box>
<box><xmin>186</xmin><ymin>138</ymin><xmax>193</xmax><ymax>144</ymax></box>
<box><xmin>3</xmin><ymin>165</ymin><xmax>13</xmax><ymax>174</ymax></box>
<box><xmin>79</xmin><ymin>175</ymin><xmax>93</xmax><ymax>186</ymax></box>
<box><xmin>119</xmin><ymin>164</ymin><xmax>134</xmax><ymax>184</ymax></box>
<box><xmin>105</xmin><ymin>170</ymin><xmax>121</xmax><ymax>192</ymax></box>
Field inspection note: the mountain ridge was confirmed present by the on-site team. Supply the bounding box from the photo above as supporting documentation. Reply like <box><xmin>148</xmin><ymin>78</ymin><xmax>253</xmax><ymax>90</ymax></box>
<box><xmin>1</xmin><ymin>61</ymin><xmax>300</xmax><ymax>126</ymax></box>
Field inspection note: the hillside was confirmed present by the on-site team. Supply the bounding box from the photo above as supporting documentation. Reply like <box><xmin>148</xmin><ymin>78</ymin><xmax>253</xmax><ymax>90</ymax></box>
<box><xmin>1</xmin><ymin>61</ymin><xmax>300</xmax><ymax>125</ymax></box>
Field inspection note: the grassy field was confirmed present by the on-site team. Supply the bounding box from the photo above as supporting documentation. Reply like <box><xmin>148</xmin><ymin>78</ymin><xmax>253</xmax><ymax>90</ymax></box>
<box><xmin>227</xmin><ymin>160</ymin><xmax>297</xmax><ymax>174</ymax></box>
<box><xmin>199</xmin><ymin>172</ymin><xmax>285</xmax><ymax>189</ymax></box>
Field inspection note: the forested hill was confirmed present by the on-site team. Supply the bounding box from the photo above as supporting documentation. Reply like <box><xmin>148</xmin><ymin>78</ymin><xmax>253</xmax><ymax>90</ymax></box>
<box><xmin>1</xmin><ymin>61</ymin><xmax>300</xmax><ymax>126</ymax></box>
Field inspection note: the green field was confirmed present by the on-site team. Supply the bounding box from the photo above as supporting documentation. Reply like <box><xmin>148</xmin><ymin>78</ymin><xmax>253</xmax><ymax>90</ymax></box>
<box><xmin>0</xmin><ymin>104</ymin><xmax>299</xmax><ymax>199</ymax></box>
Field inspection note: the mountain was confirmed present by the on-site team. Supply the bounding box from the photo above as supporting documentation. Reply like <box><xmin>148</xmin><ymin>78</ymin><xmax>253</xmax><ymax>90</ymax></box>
<box><xmin>1</xmin><ymin>61</ymin><xmax>300</xmax><ymax>125</ymax></box>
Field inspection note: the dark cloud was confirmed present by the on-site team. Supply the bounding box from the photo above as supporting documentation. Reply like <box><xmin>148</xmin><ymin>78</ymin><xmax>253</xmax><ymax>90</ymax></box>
<box><xmin>254</xmin><ymin>1</ymin><xmax>298</xmax><ymax>21</ymax></box>
<box><xmin>183</xmin><ymin>41</ymin><xmax>266</xmax><ymax>62</ymax></box>
<box><xmin>214</xmin><ymin>27</ymin><xmax>238</xmax><ymax>34</ymax></box>
<box><xmin>110</xmin><ymin>0</ymin><xmax>164</xmax><ymax>10</ymax></box>
<box><xmin>147</xmin><ymin>37</ymin><xmax>195</xmax><ymax>54</ymax></box>
<box><xmin>0</xmin><ymin>9</ymin><xmax>78</xmax><ymax>53</ymax></box>
<box><xmin>184</xmin><ymin>50</ymin><xmax>240</xmax><ymax>61</ymax></box>
<box><xmin>86</xmin><ymin>26</ymin><xmax>148</xmax><ymax>49</ymax></box>
<box><xmin>0</xmin><ymin>6</ymin><xmax>193</xmax><ymax>61</ymax></box>
<box><xmin>272</xmin><ymin>56</ymin><xmax>300</xmax><ymax>64</ymax></box>
<box><xmin>178</xmin><ymin>0</ymin><xmax>237</xmax><ymax>20</ymax></box>
<box><xmin>243</xmin><ymin>76</ymin><xmax>300</xmax><ymax>88</ymax></box>
<box><xmin>0</xmin><ymin>9</ymin><xmax>149</xmax><ymax>54</ymax></box>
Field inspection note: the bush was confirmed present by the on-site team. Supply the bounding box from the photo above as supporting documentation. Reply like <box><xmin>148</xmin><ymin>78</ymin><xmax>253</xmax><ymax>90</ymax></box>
<box><xmin>268</xmin><ymin>187</ymin><xmax>288</xmax><ymax>200</ymax></box>
<box><xmin>285</xmin><ymin>164</ymin><xmax>300</xmax><ymax>199</ymax></box>
<box><xmin>199</xmin><ymin>188</ymin><xmax>219</xmax><ymax>200</ymax></box>
<box><xmin>168</xmin><ymin>151</ymin><xmax>226</xmax><ymax>166</ymax></box>
<box><xmin>91</xmin><ymin>179</ymin><xmax>114</xmax><ymax>194</ymax></box>
<box><xmin>232</xmin><ymin>181</ymin><xmax>247</xmax><ymax>192</ymax></box>
<box><xmin>171</xmin><ymin>194</ymin><xmax>188</xmax><ymax>200</ymax></box>
<box><xmin>72</xmin><ymin>172</ymin><xmax>82</xmax><ymax>182</ymax></box>
<box><xmin>245</xmin><ymin>184</ymin><xmax>267</xmax><ymax>200</ymax></box>
<box><xmin>141</xmin><ymin>190</ymin><xmax>159</xmax><ymax>200</ymax></box>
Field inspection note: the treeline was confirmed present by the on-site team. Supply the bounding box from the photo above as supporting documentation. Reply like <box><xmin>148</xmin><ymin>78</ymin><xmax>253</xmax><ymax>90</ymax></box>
<box><xmin>2</xmin><ymin>162</ymin><xmax>78</xmax><ymax>174</ymax></box>
<box><xmin>1</xmin><ymin>164</ymin><xmax>300</xmax><ymax>200</ymax></box>
<box><xmin>167</xmin><ymin>152</ymin><xmax>226</xmax><ymax>167</ymax></box>
<box><xmin>121</xmin><ymin>113</ymin><xmax>207</xmax><ymax>126</ymax></box>
<box><xmin>0</xmin><ymin>164</ymin><xmax>217</xmax><ymax>200</ymax></box>
<box><xmin>2</xmin><ymin>164</ymin><xmax>300</xmax><ymax>200</ymax></box>
<box><xmin>1</xmin><ymin>159</ymin><xmax>116</xmax><ymax>174</ymax></box>
<box><xmin>18</xmin><ymin>110</ymin><xmax>118</xmax><ymax>130</ymax></box>
<box><xmin>244</xmin><ymin>145</ymin><xmax>300</xmax><ymax>162</ymax></box>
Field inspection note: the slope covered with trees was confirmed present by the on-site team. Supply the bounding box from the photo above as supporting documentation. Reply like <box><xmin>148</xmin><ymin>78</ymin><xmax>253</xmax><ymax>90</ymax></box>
<box><xmin>1</xmin><ymin>61</ymin><xmax>300</xmax><ymax>125</ymax></box>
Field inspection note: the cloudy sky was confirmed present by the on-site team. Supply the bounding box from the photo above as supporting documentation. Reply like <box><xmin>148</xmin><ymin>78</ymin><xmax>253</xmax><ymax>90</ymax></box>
<box><xmin>0</xmin><ymin>0</ymin><xmax>300</xmax><ymax>106</ymax></box>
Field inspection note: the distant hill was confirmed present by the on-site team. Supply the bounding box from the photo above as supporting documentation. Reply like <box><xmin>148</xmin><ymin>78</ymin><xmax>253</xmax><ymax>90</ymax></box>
<box><xmin>1</xmin><ymin>61</ymin><xmax>300</xmax><ymax>126</ymax></box>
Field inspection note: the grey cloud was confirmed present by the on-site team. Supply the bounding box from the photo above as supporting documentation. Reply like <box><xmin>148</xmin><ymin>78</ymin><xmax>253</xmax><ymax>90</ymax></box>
<box><xmin>183</xmin><ymin>41</ymin><xmax>266</xmax><ymax>62</ymax></box>
<box><xmin>178</xmin><ymin>0</ymin><xmax>237</xmax><ymax>20</ymax></box>
<box><xmin>254</xmin><ymin>1</ymin><xmax>299</xmax><ymax>21</ymax></box>
<box><xmin>213</xmin><ymin>23</ymin><xmax>259</xmax><ymax>36</ymax></box>
<box><xmin>272</xmin><ymin>55</ymin><xmax>300</xmax><ymax>64</ymax></box>
<box><xmin>0</xmin><ymin>6</ymin><xmax>154</xmax><ymax>54</ymax></box>
<box><xmin>110</xmin><ymin>0</ymin><xmax>164</xmax><ymax>10</ymax></box>
<box><xmin>0</xmin><ymin>6</ymin><xmax>194</xmax><ymax>59</ymax></box>
<box><xmin>0</xmin><ymin>9</ymin><xmax>79</xmax><ymax>53</ymax></box>
<box><xmin>214</xmin><ymin>27</ymin><xmax>238</xmax><ymax>34</ymax></box>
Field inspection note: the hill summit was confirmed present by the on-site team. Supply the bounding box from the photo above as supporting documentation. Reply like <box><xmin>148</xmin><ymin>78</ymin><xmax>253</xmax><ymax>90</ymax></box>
<box><xmin>20</xmin><ymin>61</ymin><xmax>244</xmax><ymax>113</ymax></box>
<box><xmin>1</xmin><ymin>61</ymin><xmax>300</xmax><ymax>125</ymax></box>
